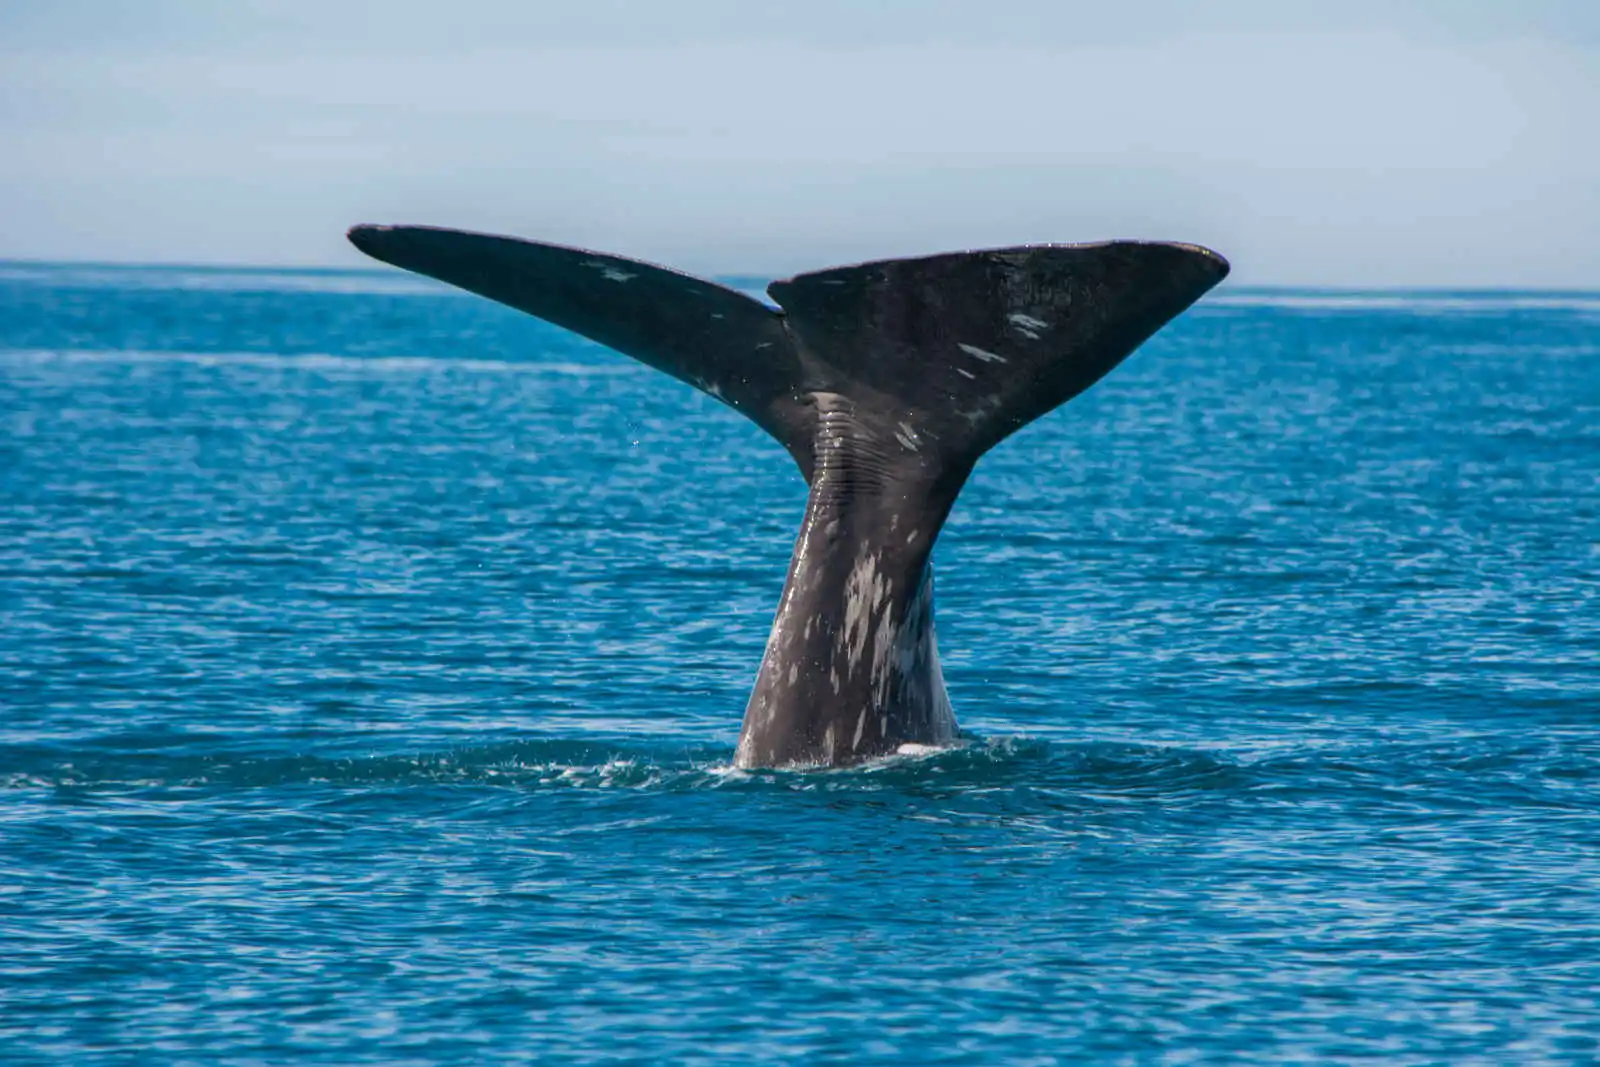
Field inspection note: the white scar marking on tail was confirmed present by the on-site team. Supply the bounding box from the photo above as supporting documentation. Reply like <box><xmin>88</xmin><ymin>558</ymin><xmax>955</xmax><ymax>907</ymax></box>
<box><xmin>955</xmin><ymin>367</ymin><xmax>977</xmax><ymax>380</ymax></box>
<box><xmin>1008</xmin><ymin>312</ymin><xmax>1049</xmax><ymax>339</ymax></box>
<box><xmin>869</xmin><ymin>610</ymin><xmax>897</xmax><ymax>704</ymax></box>
<box><xmin>853</xmin><ymin>709</ymin><xmax>867</xmax><ymax>750</ymax></box>
<box><xmin>957</xmin><ymin>394</ymin><xmax>1005</xmax><ymax>425</ymax></box>
<box><xmin>841</xmin><ymin>549</ymin><xmax>889</xmax><ymax>673</ymax></box>
<box><xmin>581</xmin><ymin>259</ymin><xmax>638</xmax><ymax>283</ymax></box>
<box><xmin>958</xmin><ymin>343</ymin><xmax>1006</xmax><ymax>363</ymax></box>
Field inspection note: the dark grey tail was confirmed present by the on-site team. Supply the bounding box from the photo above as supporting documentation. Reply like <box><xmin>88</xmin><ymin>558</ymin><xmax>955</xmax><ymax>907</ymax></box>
<box><xmin>347</xmin><ymin>225</ymin><xmax>818</xmax><ymax>476</ymax></box>
<box><xmin>348</xmin><ymin>225</ymin><xmax>1227</xmax><ymax>766</ymax></box>
<box><xmin>767</xmin><ymin>241</ymin><xmax>1228</xmax><ymax>473</ymax></box>
<box><xmin>346</xmin><ymin>226</ymin><xmax>1226</xmax><ymax>482</ymax></box>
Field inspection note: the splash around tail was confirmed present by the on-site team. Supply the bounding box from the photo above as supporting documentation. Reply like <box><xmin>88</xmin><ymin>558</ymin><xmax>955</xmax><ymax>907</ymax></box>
<box><xmin>347</xmin><ymin>225</ymin><xmax>1228</xmax><ymax>766</ymax></box>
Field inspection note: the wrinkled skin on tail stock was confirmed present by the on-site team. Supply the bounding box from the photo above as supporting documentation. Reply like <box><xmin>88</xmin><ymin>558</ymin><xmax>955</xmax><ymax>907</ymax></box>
<box><xmin>348</xmin><ymin>224</ymin><xmax>1229</xmax><ymax>767</ymax></box>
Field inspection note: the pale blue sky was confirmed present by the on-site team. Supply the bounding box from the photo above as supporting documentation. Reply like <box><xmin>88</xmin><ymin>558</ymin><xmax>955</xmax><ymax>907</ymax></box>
<box><xmin>2</xmin><ymin>0</ymin><xmax>1596</xmax><ymax>285</ymax></box>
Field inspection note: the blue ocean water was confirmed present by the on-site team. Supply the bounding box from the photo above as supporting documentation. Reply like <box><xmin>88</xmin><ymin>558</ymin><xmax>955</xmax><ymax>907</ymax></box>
<box><xmin>1</xmin><ymin>261</ymin><xmax>1597</xmax><ymax>1063</ymax></box>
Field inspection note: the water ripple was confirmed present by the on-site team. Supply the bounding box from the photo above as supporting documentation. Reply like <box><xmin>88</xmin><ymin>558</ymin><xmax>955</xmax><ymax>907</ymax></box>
<box><xmin>3</xmin><ymin>273</ymin><xmax>1598</xmax><ymax>1063</ymax></box>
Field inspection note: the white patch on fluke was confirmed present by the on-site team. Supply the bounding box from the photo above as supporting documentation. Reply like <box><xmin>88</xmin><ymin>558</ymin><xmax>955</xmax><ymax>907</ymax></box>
<box><xmin>1007</xmin><ymin>312</ymin><xmax>1049</xmax><ymax>339</ymax></box>
<box><xmin>892</xmin><ymin>421</ymin><xmax>921</xmax><ymax>452</ymax></box>
<box><xmin>582</xmin><ymin>259</ymin><xmax>637</xmax><ymax>283</ymax></box>
<box><xmin>957</xmin><ymin>394</ymin><xmax>1005</xmax><ymax>426</ymax></box>
<box><xmin>955</xmin><ymin>367</ymin><xmax>977</xmax><ymax>380</ymax></box>
<box><xmin>841</xmin><ymin>548</ymin><xmax>891</xmax><ymax>675</ymax></box>
<box><xmin>958</xmin><ymin>343</ymin><xmax>1006</xmax><ymax>364</ymax></box>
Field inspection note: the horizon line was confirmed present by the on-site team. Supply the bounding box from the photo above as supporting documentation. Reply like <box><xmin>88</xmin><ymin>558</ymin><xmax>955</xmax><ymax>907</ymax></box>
<box><xmin>3</xmin><ymin>257</ymin><xmax>1598</xmax><ymax>297</ymax></box>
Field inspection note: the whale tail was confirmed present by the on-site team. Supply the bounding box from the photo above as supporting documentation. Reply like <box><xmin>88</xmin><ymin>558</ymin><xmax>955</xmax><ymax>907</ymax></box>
<box><xmin>347</xmin><ymin>225</ymin><xmax>1227</xmax><ymax>765</ymax></box>
<box><xmin>346</xmin><ymin>226</ymin><xmax>1226</xmax><ymax>482</ymax></box>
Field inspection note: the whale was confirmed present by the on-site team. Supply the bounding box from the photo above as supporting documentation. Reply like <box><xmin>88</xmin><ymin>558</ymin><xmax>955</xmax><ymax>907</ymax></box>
<box><xmin>347</xmin><ymin>225</ymin><xmax>1228</xmax><ymax>767</ymax></box>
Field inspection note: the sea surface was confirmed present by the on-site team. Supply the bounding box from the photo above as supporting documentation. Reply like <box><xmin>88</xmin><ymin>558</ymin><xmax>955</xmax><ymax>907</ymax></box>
<box><xmin>2</xmin><ymin>261</ymin><xmax>1597</xmax><ymax>1064</ymax></box>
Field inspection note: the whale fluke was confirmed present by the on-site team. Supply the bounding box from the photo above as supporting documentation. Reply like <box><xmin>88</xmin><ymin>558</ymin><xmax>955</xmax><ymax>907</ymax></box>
<box><xmin>348</xmin><ymin>225</ymin><xmax>1228</xmax><ymax>767</ymax></box>
<box><xmin>769</xmin><ymin>242</ymin><xmax>1228</xmax><ymax>468</ymax></box>
<box><xmin>346</xmin><ymin>225</ymin><xmax>816</xmax><ymax>474</ymax></box>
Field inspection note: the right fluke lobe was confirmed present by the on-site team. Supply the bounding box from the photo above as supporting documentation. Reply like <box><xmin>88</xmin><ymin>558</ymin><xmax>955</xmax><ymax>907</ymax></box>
<box><xmin>767</xmin><ymin>241</ymin><xmax>1229</xmax><ymax>469</ymax></box>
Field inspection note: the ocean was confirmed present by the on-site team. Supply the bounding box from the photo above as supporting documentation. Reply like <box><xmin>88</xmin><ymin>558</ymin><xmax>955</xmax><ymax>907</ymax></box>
<box><xmin>2</xmin><ymin>262</ymin><xmax>1597</xmax><ymax>1063</ymax></box>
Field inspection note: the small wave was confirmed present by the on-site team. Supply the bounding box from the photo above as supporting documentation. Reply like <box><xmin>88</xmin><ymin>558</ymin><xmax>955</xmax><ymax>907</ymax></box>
<box><xmin>0</xmin><ymin>737</ymin><xmax>693</xmax><ymax>793</ymax></box>
<box><xmin>0</xmin><ymin>347</ymin><xmax>642</xmax><ymax>377</ymax></box>
<box><xmin>6</xmin><ymin>733</ymin><xmax>1590</xmax><ymax>812</ymax></box>
<box><xmin>0</xmin><ymin>734</ymin><xmax>1240</xmax><ymax>799</ymax></box>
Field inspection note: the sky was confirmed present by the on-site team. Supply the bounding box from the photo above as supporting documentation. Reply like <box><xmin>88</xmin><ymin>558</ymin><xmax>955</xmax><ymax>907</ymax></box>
<box><xmin>1</xmin><ymin>0</ymin><xmax>1596</xmax><ymax>286</ymax></box>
